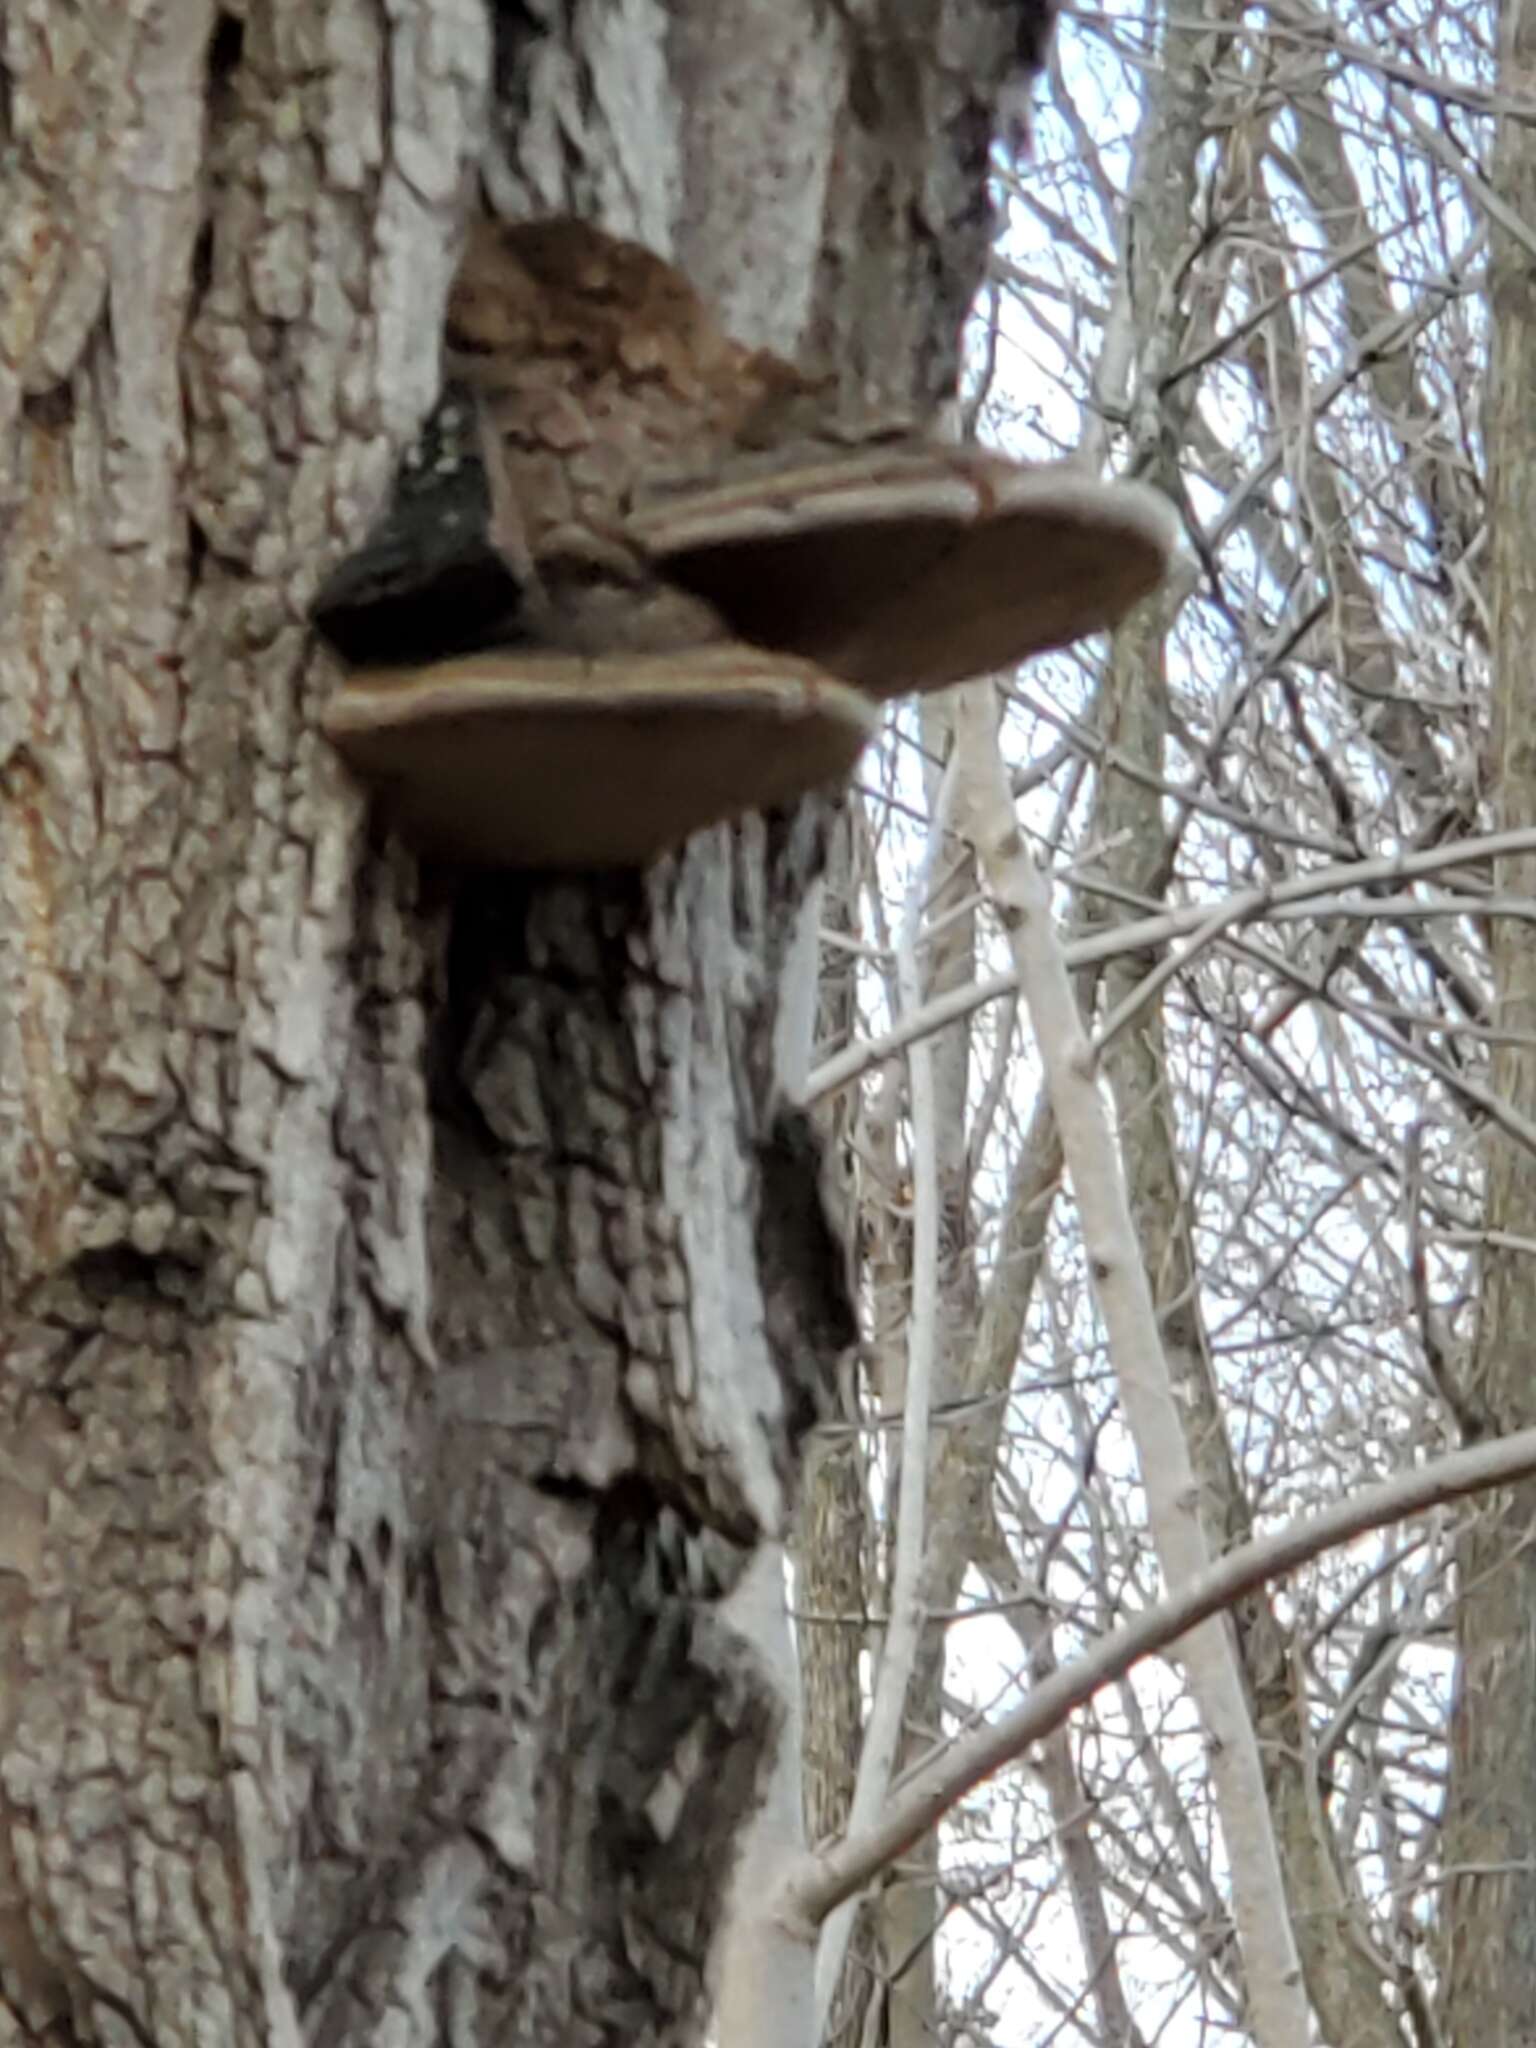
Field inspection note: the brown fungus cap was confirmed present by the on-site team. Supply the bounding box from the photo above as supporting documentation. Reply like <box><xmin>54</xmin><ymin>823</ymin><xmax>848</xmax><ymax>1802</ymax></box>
<box><xmin>321</xmin><ymin>642</ymin><xmax>879</xmax><ymax>870</ymax></box>
<box><xmin>317</xmin><ymin>217</ymin><xmax>1180</xmax><ymax>870</ymax></box>
<box><xmin>626</xmin><ymin>448</ymin><xmax>1180</xmax><ymax>698</ymax></box>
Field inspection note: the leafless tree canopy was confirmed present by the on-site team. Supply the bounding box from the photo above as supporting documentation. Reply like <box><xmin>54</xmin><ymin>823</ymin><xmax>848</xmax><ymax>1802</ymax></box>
<box><xmin>798</xmin><ymin>4</ymin><xmax>1536</xmax><ymax>2045</ymax></box>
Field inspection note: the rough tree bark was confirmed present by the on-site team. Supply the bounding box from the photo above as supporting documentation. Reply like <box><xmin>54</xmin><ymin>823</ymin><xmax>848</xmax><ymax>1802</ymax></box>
<box><xmin>0</xmin><ymin>2</ymin><xmax>1049</xmax><ymax>2043</ymax></box>
<box><xmin>1440</xmin><ymin>0</ymin><xmax>1536</xmax><ymax>2037</ymax></box>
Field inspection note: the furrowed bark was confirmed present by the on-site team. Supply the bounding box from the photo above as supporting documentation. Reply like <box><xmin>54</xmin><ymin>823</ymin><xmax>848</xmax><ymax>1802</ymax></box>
<box><xmin>0</xmin><ymin>2</ymin><xmax>1052</xmax><ymax>2042</ymax></box>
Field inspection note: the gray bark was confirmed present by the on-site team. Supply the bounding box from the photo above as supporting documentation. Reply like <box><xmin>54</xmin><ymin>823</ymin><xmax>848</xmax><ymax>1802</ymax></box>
<box><xmin>1440</xmin><ymin>0</ymin><xmax>1536</xmax><ymax>2035</ymax></box>
<box><xmin>0</xmin><ymin>1</ymin><xmax>1048</xmax><ymax>2042</ymax></box>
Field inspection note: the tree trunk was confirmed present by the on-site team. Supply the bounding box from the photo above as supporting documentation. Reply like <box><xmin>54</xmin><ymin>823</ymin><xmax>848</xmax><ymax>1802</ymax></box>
<box><xmin>1440</xmin><ymin>0</ymin><xmax>1536</xmax><ymax>2036</ymax></box>
<box><xmin>0</xmin><ymin>2</ymin><xmax>1047</xmax><ymax>2043</ymax></box>
<box><xmin>1064</xmin><ymin>10</ymin><xmax>1311</xmax><ymax>2040</ymax></box>
<box><xmin>796</xmin><ymin>802</ymin><xmax>886</xmax><ymax>2048</ymax></box>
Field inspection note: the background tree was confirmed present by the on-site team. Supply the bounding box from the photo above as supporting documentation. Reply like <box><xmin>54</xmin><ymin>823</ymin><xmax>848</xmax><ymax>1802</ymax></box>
<box><xmin>796</xmin><ymin>2</ymin><xmax>1536</xmax><ymax>2043</ymax></box>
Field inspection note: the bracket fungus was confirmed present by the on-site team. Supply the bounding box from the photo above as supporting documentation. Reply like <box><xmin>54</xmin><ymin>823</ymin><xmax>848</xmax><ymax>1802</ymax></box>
<box><xmin>320</xmin><ymin>643</ymin><xmax>878</xmax><ymax>871</ymax></box>
<box><xmin>625</xmin><ymin>448</ymin><xmax>1178</xmax><ymax>698</ymax></box>
<box><xmin>315</xmin><ymin>216</ymin><xmax>1179</xmax><ymax>869</ymax></box>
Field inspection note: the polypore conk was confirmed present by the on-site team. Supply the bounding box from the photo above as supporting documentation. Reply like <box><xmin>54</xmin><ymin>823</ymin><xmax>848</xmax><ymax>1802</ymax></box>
<box><xmin>314</xmin><ymin>215</ymin><xmax>1180</xmax><ymax>868</ymax></box>
<box><xmin>320</xmin><ymin>643</ymin><xmax>878</xmax><ymax>870</ymax></box>
<box><xmin>627</xmin><ymin>450</ymin><xmax>1180</xmax><ymax>698</ymax></box>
